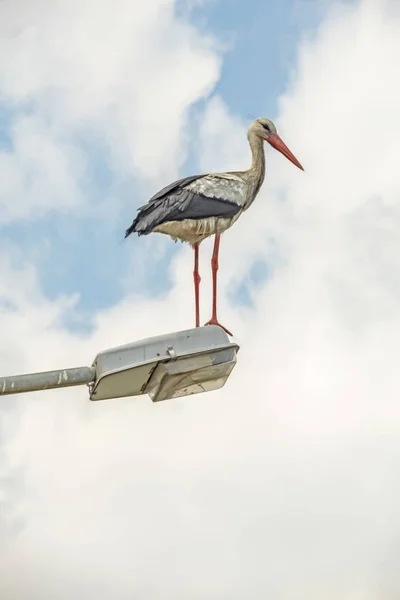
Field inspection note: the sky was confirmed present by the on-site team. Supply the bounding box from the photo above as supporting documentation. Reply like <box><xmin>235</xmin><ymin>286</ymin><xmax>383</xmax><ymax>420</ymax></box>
<box><xmin>1</xmin><ymin>0</ymin><xmax>400</xmax><ymax>597</ymax></box>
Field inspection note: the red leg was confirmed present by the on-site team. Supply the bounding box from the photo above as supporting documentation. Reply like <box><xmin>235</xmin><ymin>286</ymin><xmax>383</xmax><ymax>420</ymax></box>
<box><xmin>193</xmin><ymin>243</ymin><xmax>201</xmax><ymax>328</ymax></box>
<box><xmin>204</xmin><ymin>234</ymin><xmax>232</xmax><ymax>336</ymax></box>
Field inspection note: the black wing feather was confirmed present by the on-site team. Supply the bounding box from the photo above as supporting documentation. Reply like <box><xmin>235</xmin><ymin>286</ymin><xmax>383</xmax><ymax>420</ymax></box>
<box><xmin>125</xmin><ymin>174</ymin><xmax>241</xmax><ymax>238</ymax></box>
<box><xmin>146</xmin><ymin>174</ymin><xmax>205</xmax><ymax>206</ymax></box>
<box><xmin>166</xmin><ymin>191</ymin><xmax>240</xmax><ymax>221</ymax></box>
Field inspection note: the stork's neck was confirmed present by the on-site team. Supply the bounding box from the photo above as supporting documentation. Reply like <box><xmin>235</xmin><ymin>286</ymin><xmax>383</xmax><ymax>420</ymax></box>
<box><xmin>248</xmin><ymin>131</ymin><xmax>265</xmax><ymax>175</ymax></box>
<box><xmin>244</xmin><ymin>131</ymin><xmax>265</xmax><ymax>206</ymax></box>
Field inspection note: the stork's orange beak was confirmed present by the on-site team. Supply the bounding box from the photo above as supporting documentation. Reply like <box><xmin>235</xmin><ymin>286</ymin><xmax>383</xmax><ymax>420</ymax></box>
<box><xmin>267</xmin><ymin>133</ymin><xmax>304</xmax><ymax>171</ymax></box>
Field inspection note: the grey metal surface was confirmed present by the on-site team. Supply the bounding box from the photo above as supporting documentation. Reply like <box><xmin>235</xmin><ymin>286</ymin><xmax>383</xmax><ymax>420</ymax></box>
<box><xmin>0</xmin><ymin>366</ymin><xmax>95</xmax><ymax>397</ymax></box>
<box><xmin>90</xmin><ymin>325</ymin><xmax>239</xmax><ymax>402</ymax></box>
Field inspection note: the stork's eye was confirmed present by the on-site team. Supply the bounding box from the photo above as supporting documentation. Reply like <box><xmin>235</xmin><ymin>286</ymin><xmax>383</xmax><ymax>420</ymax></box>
<box><xmin>261</xmin><ymin>123</ymin><xmax>271</xmax><ymax>132</ymax></box>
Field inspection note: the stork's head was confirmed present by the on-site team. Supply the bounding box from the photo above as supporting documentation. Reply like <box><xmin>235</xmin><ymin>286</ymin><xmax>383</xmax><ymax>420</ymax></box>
<box><xmin>249</xmin><ymin>118</ymin><xmax>304</xmax><ymax>171</ymax></box>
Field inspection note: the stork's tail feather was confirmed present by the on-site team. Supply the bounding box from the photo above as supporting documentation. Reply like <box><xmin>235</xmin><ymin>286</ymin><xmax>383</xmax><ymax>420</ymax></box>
<box><xmin>125</xmin><ymin>202</ymin><xmax>166</xmax><ymax>238</ymax></box>
<box><xmin>124</xmin><ymin>222</ymin><xmax>138</xmax><ymax>238</ymax></box>
<box><xmin>125</xmin><ymin>214</ymin><xmax>148</xmax><ymax>238</ymax></box>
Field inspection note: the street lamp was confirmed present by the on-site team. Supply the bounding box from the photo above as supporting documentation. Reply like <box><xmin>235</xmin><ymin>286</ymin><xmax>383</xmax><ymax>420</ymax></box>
<box><xmin>0</xmin><ymin>325</ymin><xmax>239</xmax><ymax>402</ymax></box>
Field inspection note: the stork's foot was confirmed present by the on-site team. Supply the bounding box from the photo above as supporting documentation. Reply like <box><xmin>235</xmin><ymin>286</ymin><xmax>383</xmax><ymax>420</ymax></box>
<box><xmin>204</xmin><ymin>318</ymin><xmax>233</xmax><ymax>337</ymax></box>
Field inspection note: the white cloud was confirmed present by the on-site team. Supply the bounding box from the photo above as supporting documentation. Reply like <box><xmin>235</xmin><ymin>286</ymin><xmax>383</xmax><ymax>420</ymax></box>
<box><xmin>2</xmin><ymin>0</ymin><xmax>400</xmax><ymax>598</ymax></box>
<box><xmin>0</xmin><ymin>0</ymin><xmax>221</xmax><ymax>223</ymax></box>
<box><xmin>0</xmin><ymin>115</ymin><xmax>86</xmax><ymax>224</ymax></box>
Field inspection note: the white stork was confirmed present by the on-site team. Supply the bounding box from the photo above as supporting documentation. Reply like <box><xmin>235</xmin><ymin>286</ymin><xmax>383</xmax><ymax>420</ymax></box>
<box><xmin>125</xmin><ymin>118</ymin><xmax>304</xmax><ymax>335</ymax></box>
